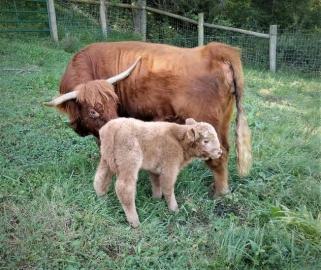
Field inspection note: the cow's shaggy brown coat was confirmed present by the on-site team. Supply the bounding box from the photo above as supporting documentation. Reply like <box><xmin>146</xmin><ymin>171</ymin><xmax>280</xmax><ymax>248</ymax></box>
<box><xmin>94</xmin><ymin>118</ymin><xmax>222</xmax><ymax>227</ymax></box>
<box><xmin>48</xmin><ymin>41</ymin><xmax>252</xmax><ymax>196</ymax></box>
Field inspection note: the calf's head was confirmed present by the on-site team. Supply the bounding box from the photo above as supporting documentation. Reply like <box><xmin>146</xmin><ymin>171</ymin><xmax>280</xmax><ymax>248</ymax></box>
<box><xmin>44</xmin><ymin>58</ymin><xmax>141</xmax><ymax>137</ymax></box>
<box><xmin>185</xmin><ymin>118</ymin><xmax>222</xmax><ymax>160</ymax></box>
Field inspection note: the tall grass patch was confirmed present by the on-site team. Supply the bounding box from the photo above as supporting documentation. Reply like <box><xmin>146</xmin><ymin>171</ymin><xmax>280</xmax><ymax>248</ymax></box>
<box><xmin>0</xmin><ymin>37</ymin><xmax>320</xmax><ymax>269</ymax></box>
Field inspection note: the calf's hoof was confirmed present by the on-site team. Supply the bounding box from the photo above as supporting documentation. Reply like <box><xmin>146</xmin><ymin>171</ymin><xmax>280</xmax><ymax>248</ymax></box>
<box><xmin>128</xmin><ymin>219</ymin><xmax>140</xmax><ymax>228</ymax></box>
<box><xmin>171</xmin><ymin>207</ymin><xmax>179</xmax><ymax>213</ymax></box>
<box><xmin>152</xmin><ymin>191</ymin><xmax>162</xmax><ymax>199</ymax></box>
<box><xmin>93</xmin><ymin>182</ymin><xmax>106</xmax><ymax>197</ymax></box>
<box><xmin>169</xmin><ymin>203</ymin><xmax>179</xmax><ymax>213</ymax></box>
<box><xmin>94</xmin><ymin>188</ymin><xmax>107</xmax><ymax>197</ymax></box>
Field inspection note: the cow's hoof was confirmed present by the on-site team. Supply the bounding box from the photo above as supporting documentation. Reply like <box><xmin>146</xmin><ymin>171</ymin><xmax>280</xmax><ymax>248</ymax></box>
<box><xmin>213</xmin><ymin>187</ymin><xmax>230</xmax><ymax>198</ymax></box>
<box><xmin>209</xmin><ymin>184</ymin><xmax>230</xmax><ymax>198</ymax></box>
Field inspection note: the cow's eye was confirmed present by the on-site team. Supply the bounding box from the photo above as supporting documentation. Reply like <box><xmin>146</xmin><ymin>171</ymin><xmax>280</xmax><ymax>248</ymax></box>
<box><xmin>89</xmin><ymin>109</ymin><xmax>100</xmax><ymax>118</ymax></box>
<box><xmin>203</xmin><ymin>140</ymin><xmax>209</xmax><ymax>144</ymax></box>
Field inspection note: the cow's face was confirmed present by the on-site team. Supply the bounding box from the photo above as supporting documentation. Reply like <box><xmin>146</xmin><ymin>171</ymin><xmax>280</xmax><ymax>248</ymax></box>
<box><xmin>67</xmin><ymin>80</ymin><xmax>119</xmax><ymax>138</ymax></box>
<box><xmin>71</xmin><ymin>99</ymin><xmax>118</xmax><ymax>138</ymax></box>
<box><xmin>45</xmin><ymin>80</ymin><xmax>119</xmax><ymax>138</ymax></box>
<box><xmin>44</xmin><ymin>58</ymin><xmax>141</xmax><ymax>138</ymax></box>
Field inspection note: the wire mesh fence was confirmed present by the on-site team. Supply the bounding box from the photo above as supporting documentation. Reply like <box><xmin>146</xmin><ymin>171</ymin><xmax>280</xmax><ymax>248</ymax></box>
<box><xmin>0</xmin><ymin>0</ymin><xmax>320</xmax><ymax>76</ymax></box>
<box><xmin>55</xmin><ymin>0</ymin><xmax>102</xmax><ymax>39</ymax></box>
<box><xmin>55</xmin><ymin>0</ymin><xmax>139</xmax><ymax>42</ymax></box>
<box><xmin>108</xmin><ymin>6</ymin><xmax>136</xmax><ymax>37</ymax></box>
<box><xmin>55</xmin><ymin>0</ymin><xmax>137</xmax><ymax>41</ymax></box>
<box><xmin>146</xmin><ymin>12</ymin><xmax>198</xmax><ymax>48</ymax></box>
<box><xmin>277</xmin><ymin>29</ymin><xmax>321</xmax><ymax>76</ymax></box>
<box><xmin>204</xmin><ymin>27</ymin><xmax>270</xmax><ymax>69</ymax></box>
<box><xmin>0</xmin><ymin>0</ymin><xmax>49</xmax><ymax>33</ymax></box>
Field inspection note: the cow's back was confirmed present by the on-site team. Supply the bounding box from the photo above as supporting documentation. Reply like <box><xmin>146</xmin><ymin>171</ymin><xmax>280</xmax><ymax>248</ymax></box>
<box><xmin>103</xmin><ymin>42</ymin><xmax>238</xmax><ymax>126</ymax></box>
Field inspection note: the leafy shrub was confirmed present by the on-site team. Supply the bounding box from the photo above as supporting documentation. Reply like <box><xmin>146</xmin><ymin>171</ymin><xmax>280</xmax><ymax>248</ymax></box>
<box><xmin>60</xmin><ymin>34</ymin><xmax>80</xmax><ymax>53</ymax></box>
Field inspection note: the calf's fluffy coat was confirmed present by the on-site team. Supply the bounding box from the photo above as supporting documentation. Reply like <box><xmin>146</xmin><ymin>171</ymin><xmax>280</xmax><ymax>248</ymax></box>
<box><xmin>94</xmin><ymin>118</ymin><xmax>222</xmax><ymax>227</ymax></box>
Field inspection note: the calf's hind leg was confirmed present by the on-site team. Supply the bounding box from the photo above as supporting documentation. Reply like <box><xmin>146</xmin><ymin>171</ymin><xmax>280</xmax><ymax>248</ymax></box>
<box><xmin>94</xmin><ymin>159</ymin><xmax>113</xmax><ymax>196</ymax></box>
<box><xmin>149</xmin><ymin>173</ymin><xmax>162</xmax><ymax>199</ymax></box>
<box><xmin>114</xmin><ymin>139</ymin><xmax>142</xmax><ymax>228</ymax></box>
<box><xmin>159</xmin><ymin>169</ymin><xmax>179</xmax><ymax>212</ymax></box>
<box><xmin>116</xmin><ymin>170</ymin><xmax>140</xmax><ymax>228</ymax></box>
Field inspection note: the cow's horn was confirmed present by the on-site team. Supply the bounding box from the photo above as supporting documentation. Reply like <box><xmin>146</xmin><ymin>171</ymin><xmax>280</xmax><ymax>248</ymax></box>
<box><xmin>106</xmin><ymin>57</ymin><xmax>141</xmax><ymax>84</ymax></box>
<box><xmin>43</xmin><ymin>90</ymin><xmax>78</xmax><ymax>107</ymax></box>
<box><xmin>43</xmin><ymin>57</ymin><xmax>141</xmax><ymax>107</ymax></box>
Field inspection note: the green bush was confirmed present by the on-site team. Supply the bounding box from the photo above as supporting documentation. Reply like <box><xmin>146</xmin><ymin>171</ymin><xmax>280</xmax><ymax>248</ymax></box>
<box><xmin>60</xmin><ymin>34</ymin><xmax>80</xmax><ymax>53</ymax></box>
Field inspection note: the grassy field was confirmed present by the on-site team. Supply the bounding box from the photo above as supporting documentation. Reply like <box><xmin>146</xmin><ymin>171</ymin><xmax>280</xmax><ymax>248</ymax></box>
<box><xmin>0</xmin><ymin>36</ymin><xmax>320</xmax><ymax>269</ymax></box>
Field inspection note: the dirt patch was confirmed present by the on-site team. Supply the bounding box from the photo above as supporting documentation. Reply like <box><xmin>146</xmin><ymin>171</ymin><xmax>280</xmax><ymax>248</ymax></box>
<box><xmin>100</xmin><ymin>242</ymin><xmax>135</xmax><ymax>260</ymax></box>
<box><xmin>214</xmin><ymin>200</ymin><xmax>247</xmax><ymax>221</ymax></box>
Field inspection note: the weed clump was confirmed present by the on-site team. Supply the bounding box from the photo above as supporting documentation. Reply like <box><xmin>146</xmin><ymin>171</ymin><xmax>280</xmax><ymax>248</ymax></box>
<box><xmin>61</xmin><ymin>34</ymin><xmax>80</xmax><ymax>53</ymax></box>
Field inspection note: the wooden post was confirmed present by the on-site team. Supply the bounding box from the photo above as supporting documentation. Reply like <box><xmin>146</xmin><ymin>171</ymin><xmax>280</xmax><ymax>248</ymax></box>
<box><xmin>47</xmin><ymin>0</ymin><xmax>58</xmax><ymax>42</ymax></box>
<box><xmin>133</xmin><ymin>0</ymin><xmax>146</xmax><ymax>41</ymax></box>
<box><xmin>269</xmin><ymin>25</ymin><xmax>277</xmax><ymax>72</ymax></box>
<box><xmin>100</xmin><ymin>0</ymin><xmax>107</xmax><ymax>39</ymax></box>
<box><xmin>198</xmin><ymin>12</ymin><xmax>204</xmax><ymax>46</ymax></box>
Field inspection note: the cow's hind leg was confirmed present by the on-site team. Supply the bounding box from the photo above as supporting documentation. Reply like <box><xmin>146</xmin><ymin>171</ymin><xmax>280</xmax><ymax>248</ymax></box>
<box><xmin>206</xmin><ymin>156</ymin><xmax>229</xmax><ymax>197</ymax></box>
<box><xmin>94</xmin><ymin>159</ymin><xmax>113</xmax><ymax>196</ymax></box>
<box><xmin>206</xmin><ymin>137</ymin><xmax>230</xmax><ymax>197</ymax></box>
<box><xmin>206</xmin><ymin>106</ymin><xmax>233</xmax><ymax>197</ymax></box>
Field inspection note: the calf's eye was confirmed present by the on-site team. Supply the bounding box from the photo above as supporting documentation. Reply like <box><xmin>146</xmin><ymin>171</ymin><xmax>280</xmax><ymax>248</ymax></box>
<box><xmin>203</xmin><ymin>140</ymin><xmax>209</xmax><ymax>144</ymax></box>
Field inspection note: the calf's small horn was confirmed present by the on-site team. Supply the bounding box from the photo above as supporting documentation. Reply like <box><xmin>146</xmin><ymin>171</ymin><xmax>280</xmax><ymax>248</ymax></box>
<box><xmin>43</xmin><ymin>57</ymin><xmax>141</xmax><ymax>107</ymax></box>
<box><xmin>106</xmin><ymin>57</ymin><xmax>141</xmax><ymax>84</ymax></box>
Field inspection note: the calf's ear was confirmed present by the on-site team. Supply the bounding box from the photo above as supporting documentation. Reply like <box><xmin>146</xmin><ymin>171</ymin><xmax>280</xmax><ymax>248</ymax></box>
<box><xmin>186</xmin><ymin>127</ymin><xmax>200</xmax><ymax>142</ymax></box>
<box><xmin>185</xmin><ymin>118</ymin><xmax>197</xmax><ymax>125</ymax></box>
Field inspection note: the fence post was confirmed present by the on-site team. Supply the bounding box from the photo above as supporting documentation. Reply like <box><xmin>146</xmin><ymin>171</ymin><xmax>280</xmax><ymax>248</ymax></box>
<box><xmin>269</xmin><ymin>25</ymin><xmax>277</xmax><ymax>72</ymax></box>
<box><xmin>198</xmin><ymin>12</ymin><xmax>204</xmax><ymax>46</ymax></box>
<box><xmin>133</xmin><ymin>0</ymin><xmax>146</xmax><ymax>41</ymax></box>
<box><xmin>47</xmin><ymin>0</ymin><xmax>58</xmax><ymax>42</ymax></box>
<box><xmin>99</xmin><ymin>0</ymin><xmax>107</xmax><ymax>39</ymax></box>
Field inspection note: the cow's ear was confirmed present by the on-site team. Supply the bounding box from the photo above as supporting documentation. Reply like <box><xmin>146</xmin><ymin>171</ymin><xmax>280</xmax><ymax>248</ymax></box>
<box><xmin>186</xmin><ymin>127</ymin><xmax>200</xmax><ymax>142</ymax></box>
<box><xmin>185</xmin><ymin>118</ymin><xmax>197</xmax><ymax>125</ymax></box>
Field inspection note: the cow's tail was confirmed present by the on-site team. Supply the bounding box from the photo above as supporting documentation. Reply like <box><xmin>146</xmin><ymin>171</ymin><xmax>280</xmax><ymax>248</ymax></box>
<box><xmin>230</xmin><ymin>55</ymin><xmax>252</xmax><ymax>177</ymax></box>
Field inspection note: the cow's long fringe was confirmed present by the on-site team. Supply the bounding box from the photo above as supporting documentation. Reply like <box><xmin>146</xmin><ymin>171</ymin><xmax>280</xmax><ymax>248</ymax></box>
<box><xmin>75</xmin><ymin>80</ymin><xmax>118</xmax><ymax>107</ymax></box>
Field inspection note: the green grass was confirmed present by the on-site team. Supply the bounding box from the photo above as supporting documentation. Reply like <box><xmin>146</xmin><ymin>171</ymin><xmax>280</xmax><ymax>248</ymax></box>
<box><xmin>0</xmin><ymin>36</ymin><xmax>320</xmax><ymax>269</ymax></box>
